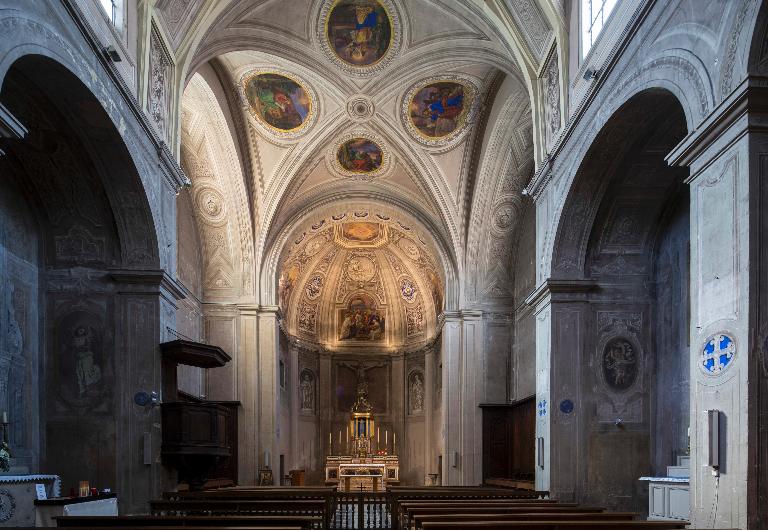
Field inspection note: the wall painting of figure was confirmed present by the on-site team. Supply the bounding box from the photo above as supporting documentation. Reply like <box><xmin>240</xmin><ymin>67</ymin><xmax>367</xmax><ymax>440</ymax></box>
<box><xmin>337</xmin><ymin>138</ymin><xmax>383</xmax><ymax>173</ymax></box>
<box><xmin>409</xmin><ymin>81</ymin><xmax>470</xmax><ymax>138</ymax></box>
<box><xmin>338</xmin><ymin>293</ymin><xmax>385</xmax><ymax>341</ymax></box>
<box><xmin>244</xmin><ymin>73</ymin><xmax>311</xmax><ymax>132</ymax></box>
<box><xmin>326</xmin><ymin>0</ymin><xmax>392</xmax><ymax>67</ymax></box>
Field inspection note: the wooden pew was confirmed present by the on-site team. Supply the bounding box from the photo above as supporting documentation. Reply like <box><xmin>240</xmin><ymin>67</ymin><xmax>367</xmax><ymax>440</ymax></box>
<box><xmin>55</xmin><ymin>515</ymin><xmax>321</xmax><ymax>530</ymax></box>
<box><xmin>411</xmin><ymin>513</ymin><xmax>637</xmax><ymax>530</ymax></box>
<box><xmin>388</xmin><ymin>486</ymin><xmax>550</xmax><ymax>529</ymax></box>
<box><xmin>420</xmin><ymin>522</ymin><xmax>691</xmax><ymax>530</ymax></box>
<box><xmin>400</xmin><ymin>504</ymin><xmax>600</xmax><ymax>530</ymax></box>
<box><xmin>149</xmin><ymin>499</ymin><xmax>326</xmax><ymax>516</ymax></box>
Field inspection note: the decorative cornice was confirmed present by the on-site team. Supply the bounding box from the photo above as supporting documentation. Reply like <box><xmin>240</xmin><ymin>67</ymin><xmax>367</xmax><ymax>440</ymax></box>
<box><xmin>109</xmin><ymin>269</ymin><xmax>187</xmax><ymax>304</ymax></box>
<box><xmin>524</xmin><ymin>278</ymin><xmax>598</xmax><ymax>308</ymax></box>
<box><xmin>667</xmin><ymin>75</ymin><xmax>768</xmax><ymax>170</ymax></box>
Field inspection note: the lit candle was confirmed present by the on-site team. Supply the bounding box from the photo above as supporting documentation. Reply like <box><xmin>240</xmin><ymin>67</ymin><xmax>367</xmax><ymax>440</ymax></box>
<box><xmin>377</xmin><ymin>428</ymin><xmax>380</xmax><ymax>445</ymax></box>
<box><xmin>329</xmin><ymin>432</ymin><xmax>332</xmax><ymax>449</ymax></box>
<box><xmin>393</xmin><ymin>432</ymin><xmax>396</xmax><ymax>447</ymax></box>
<box><xmin>346</xmin><ymin>426</ymin><xmax>349</xmax><ymax>443</ymax></box>
<box><xmin>385</xmin><ymin>430</ymin><xmax>388</xmax><ymax>446</ymax></box>
<box><xmin>339</xmin><ymin>430</ymin><xmax>342</xmax><ymax>444</ymax></box>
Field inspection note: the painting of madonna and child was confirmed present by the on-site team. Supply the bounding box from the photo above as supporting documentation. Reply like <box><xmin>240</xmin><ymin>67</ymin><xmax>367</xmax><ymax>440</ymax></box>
<box><xmin>337</xmin><ymin>138</ymin><xmax>383</xmax><ymax>173</ymax></box>
<box><xmin>244</xmin><ymin>73</ymin><xmax>311</xmax><ymax>131</ymax></box>
<box><xmin>326</xmin><ymin>0</ymin><xmax>392</xmax><ymax>66</ymax></box>
<box><xmin>409</xmin><ymin>81</ymin><xmax>470</xmax><ymax>139</ymax></box>
<box><xmin>339</xmin><ymin>293</ymin><xmax>385</xmax><ymax>341</ymax></box>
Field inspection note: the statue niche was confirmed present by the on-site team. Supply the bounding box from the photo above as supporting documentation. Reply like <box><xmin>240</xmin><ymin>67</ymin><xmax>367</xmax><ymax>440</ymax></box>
<box><xmin>408</xmin><ymin>371</ymin><xmax>424</xmax><ymax>415</ymax></box>
<box><xmin>300</xmin><ymin>369</ymin><xmax>316</xmax><ymax>414</ymax></box>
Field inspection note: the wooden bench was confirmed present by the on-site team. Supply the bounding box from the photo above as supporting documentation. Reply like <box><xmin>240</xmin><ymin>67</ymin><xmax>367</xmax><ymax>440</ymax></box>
<box><xmin>419</xmin><ymin>522</ymin><xmax>692</xmax><ymax>530</ymax></box>
<box><xmin>55</xmin><ymin>515</ymin><xmax>321</xmax><ymax>530</ymax></box>
<box><xmin>411</xmin><ymin>512</ymin><xmax>637</xmax><ymax>530</ymax></box>
<box><xmin>400</xmin><ymin>504</ymin><xmax>602</xmax><ymax>530</ymax></box>
<box><xmin>149</xmin><ymin>499</ymin><xmax>326</xmax><ymax>516</ymax></box>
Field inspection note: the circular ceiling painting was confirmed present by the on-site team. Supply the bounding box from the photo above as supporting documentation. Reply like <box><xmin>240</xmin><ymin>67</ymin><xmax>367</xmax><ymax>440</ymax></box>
<box><xmin>337</xmin><ymin>137</ymin><xmax>383</xmax><ymax>174</ymax></box>
<box><xmin>243</xmin><ymin>72</ymin><xmax>313</xmax><ymax>135</ymax></box>
<box><xmin>326</xmin><ymin>0</ymin><xmax>392</xmax><ymax>67</ymax></box>
<box><xmin>402</xmin><ymin>76</ymin><xmax>479</xmax><ymax>147</ymax></box>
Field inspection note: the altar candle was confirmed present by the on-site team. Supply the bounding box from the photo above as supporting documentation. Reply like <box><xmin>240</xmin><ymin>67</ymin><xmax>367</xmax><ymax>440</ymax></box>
<box><xmin>377</xmin><ymin>428</ymin><xmax>380</xmax><ymax>445</ymax></box>
<box><xmin>329</xmin><ymin>432</ymin><xmax>332</xmax><ymax>449</ymax></box>
<box><xmin>339</xmin><ymin>430</ymin><xmax>342</xmax><ymax>445</ymax></box>
<box><xmin>393</xmin><ymin>432</ymin><xmax>396</xmax><ymax>447</ymax></box>
<box><xmin>346</xmin><ymin>425</ymin><xmax>349</xmax><ymax>443</ymax></box>
<box><xmin>2</xmin><ymin>412</ymin><xmax>7</xmax><ymax>424</ymax></box>
<box><xmin>385</xmin><ymin>430</ymin><xmax>388</xmax><ymax>446</ymax></box>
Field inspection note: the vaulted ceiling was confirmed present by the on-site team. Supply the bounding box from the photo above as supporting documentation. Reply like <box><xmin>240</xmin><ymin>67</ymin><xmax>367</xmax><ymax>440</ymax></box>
<box><xmin>174</xmin><ymin>0</ymin><xmax>552</xmax><ymax>341</ymax></box>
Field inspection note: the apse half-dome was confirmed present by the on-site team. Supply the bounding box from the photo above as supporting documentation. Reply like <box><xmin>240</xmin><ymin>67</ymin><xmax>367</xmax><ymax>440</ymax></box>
<box><xmin>278</xmin><ymin>212</ymin><xmax>444</xmax><ymax>352</ymax></box>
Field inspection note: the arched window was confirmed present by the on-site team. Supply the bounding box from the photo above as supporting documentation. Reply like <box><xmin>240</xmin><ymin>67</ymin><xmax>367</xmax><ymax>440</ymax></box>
<box><xmin>582</xmin><ymin>0</ymin><xmax>618</xmax><ymax>57</ymax></box>
<box><xmin>98</xmin><ymin>0</ymin><xmax>121</xmax><ymax>28</ymax></box>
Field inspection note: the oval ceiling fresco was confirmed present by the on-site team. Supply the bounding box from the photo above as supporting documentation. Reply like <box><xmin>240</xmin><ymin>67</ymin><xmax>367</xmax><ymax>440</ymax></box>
<box><xmin>243</xmin><ymin>72</ymin><xmax>312</xmax><ymax>133</ymax></box>
<box><xmin>409</xmin><ymin>81</ymin><xmax>471</xmax><ymax>138</ymax></box>
<box><xmin>325</xmin><ymin>0</ymin><xmax>392</xmax><ymax>67</ymax></box>
<box><xmin>336</xmin><ymin>137</ymin><xmax>383</xmax><ymax>174</ymax></box>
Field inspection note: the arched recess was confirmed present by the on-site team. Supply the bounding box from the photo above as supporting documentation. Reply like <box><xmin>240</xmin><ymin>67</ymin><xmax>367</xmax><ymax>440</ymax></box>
<box><xmin>0</xmin><ymin>54</ymin><xmax>165</xmax><ymax>511</ymax></box>
<box><xmin>546</xmin><ymin>89</ymin><xmax>689</xmax><ymax>513</ymax></box>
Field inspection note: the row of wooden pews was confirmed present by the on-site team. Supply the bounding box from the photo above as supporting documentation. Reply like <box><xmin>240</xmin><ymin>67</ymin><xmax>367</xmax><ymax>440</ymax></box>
<box><xmin>388</xmin><ymin>486</ymin><xmax>737</xmax><ymax>530</ymax></box>
<box><xmin>47</xmin><ymin>486</ymin><xmax>336</xmax><ymax>530</ymax></box>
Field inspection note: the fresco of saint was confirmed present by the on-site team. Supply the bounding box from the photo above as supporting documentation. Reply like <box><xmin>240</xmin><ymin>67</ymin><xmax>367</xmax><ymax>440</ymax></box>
<box><xmin>244</xmin><ymin>73</ymin><xmax>310</xmax><ymax>131</ymax></box>
<box><xmin>326</xmin><ymin>0</ymin><xmax>391</xmax><ymax>66</ymax></box>
<box><xmin>337</xmin><ymin>138</ymin><xmax>383</xmax><ymax>173</ymax></box>
<box><xmin>409</xmin><ymin>82</ymin><xmax>469</xmax><ymax>138</ymax></box>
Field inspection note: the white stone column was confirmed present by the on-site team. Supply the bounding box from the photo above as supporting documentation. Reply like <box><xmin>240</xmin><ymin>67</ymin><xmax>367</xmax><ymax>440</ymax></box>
<box><xmin>424</xmin><ymin>345</ymin><xmax>435</xmax><ymax>480</ymax></box>
<box><xmin>257</xmin><ymin>306</ymin><xmax>280</xmax><ymax>475</ymax></box>
<box><xmin>440</xmin><ymin>310</ymin><xmax>483</xmax><ymax>485</ymax></box>
<box><xmin>461</xmin><ymin>310</ymin><xmax>483</xmax><ymax>485</ymax></box>
<box><xmin>237</xmin><ymin>305</ymin><xmax>259</xmax><ymax>485</ymax></box>
<box><xmin>289</xmin><ymin>344</ymin><xmax>300</xmax><ymax>470</ymax></box>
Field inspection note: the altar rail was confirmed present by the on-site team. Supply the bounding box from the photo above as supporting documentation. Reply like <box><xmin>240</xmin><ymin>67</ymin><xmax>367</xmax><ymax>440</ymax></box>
<box><xmin>331</xmin><ymin>492</ymin><xmax>389</xmax><ymax>530</ymax></box>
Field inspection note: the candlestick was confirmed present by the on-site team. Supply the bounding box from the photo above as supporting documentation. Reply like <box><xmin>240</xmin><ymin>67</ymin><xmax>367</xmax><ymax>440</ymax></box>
<box><xmin>2</xmin><ymin>412</ymin><xmax>7</xmax><ymax>424</ymax></box>
<box><xmin>329</xmin><ymin>432</ymin><xmax>332</xmax><ymax>453</ymax></box>
<box><xmin>338</xmin><ymin>430</ymin><xmax>341</xmax><ymax>445</ymax></box>
<box><xmin>393</xmin><ymin>432</ymin><xmax>396</xmax><ymax>448</ymax></box>
<box><xmin>346</xmin><ymin>425</ymin><xmax>349</xmax><ymax>443</ymax></box>
<box><xmin>377</xmin><ymin>427</ymin><xmax>380</xmax><ymax>444</ymax></box>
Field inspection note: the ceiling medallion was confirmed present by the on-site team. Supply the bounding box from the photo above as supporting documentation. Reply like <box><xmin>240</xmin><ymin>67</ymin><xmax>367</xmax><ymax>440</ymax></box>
<box><xmin>239</xmin><ymin>68</ymin><xmax>318</xmax><ymax>139</ymax></box>
<box><xmin>401</xmin><ymin>75</ymin><xmax>480</xmax><ymax>148</ymax></box>
<box><xmin>318</xmin><ymin>0</ymin><xmax>402</xmax><ymax>76</ymax></box>
<box><xmin>327</xmin><ymin>131</ymin><xmax>391</xmax><ymax>180</ymax></box>
<box><xmin>347</xmin><ymin>95</ymin><xmax>375</xmax><ymax>122</ymax></box>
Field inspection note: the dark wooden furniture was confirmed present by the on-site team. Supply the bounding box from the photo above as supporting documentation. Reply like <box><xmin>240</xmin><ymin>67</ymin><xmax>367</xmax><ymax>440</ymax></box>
<box><xmin>160</xmin><ymin>340</ymin><xmax>234</xmax><ymax>490</ymax></box>
<box><xmin>480</xmin><ymin>397</ymin><xmax>535</xmax><ymax>485</ymax></box>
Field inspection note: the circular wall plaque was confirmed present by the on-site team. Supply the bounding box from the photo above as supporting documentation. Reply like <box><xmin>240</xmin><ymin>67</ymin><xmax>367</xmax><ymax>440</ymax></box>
<box><xmin>559</xmin><ymin>399</ymin><xmax>574</xmax><ymax>414</ymax></box>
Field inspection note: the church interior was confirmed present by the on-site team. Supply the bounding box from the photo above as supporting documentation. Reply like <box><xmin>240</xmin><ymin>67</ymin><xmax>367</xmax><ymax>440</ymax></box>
<box><xmin>0</xmin><ymin>0</ymin><xmax>767</xmax><ymax>528</ymax></box>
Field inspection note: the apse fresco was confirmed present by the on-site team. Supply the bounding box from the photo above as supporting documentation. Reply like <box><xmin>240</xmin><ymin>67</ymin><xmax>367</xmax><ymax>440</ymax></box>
<box><xmin>326</xmin><ymin>0</ymin><xmax>391</xmax><ymax>67</ymax></box>
<box><xmin>409</xmin><ymin>82</ymin><xmax>469</xmax><ymax>138</ymax></box>
<box><xmin>244</xmin><ymin>73</ymin><xmax>311</xmax><ymax>131</ymax></box>
<box><xmin>342</xmin><ymin>222</ymin><xmax>380</xmax><ymax>242</ymax></box>
<box><xmin>339</xmin><ymin>293</ymin><xmax>385</xmax><ymax>341</ymax></box>
<box><xmin>426</xmin><ymin>268</ymin><xmax>443</xmax><ymax>316</ymax></box>
<box><xmin>337</xmin><ymin>138</ymin><xmax>383</xmax><ymax>173</ymax></box>
<box><xmin>279</xmin><ymin>262</ymin><xmax>301</xmax><ymax>312</ymax></box>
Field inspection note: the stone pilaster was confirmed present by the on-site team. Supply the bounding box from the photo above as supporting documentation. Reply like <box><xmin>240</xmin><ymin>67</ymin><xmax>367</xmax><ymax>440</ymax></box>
<box><xmin>257</xmin><ymin>306</ymin><xmax>280</xmax><ymax>474</ymax></box>
<box><xmin>667</xmin><ymin>76</ymin><xmax>768</xmax><ymax>529</ymax></box>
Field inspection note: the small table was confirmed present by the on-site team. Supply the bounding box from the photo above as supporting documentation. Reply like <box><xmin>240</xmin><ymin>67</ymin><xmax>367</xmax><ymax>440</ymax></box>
<box><xmin>638</xmin><ymin>477</ymin><xmax>689</xmax><ymax>521</ymax></box>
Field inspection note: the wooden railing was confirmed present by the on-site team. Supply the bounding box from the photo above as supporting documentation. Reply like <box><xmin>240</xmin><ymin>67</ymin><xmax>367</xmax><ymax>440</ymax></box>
<box><xmin>331</xmin><ymin>491</ymin><xmax>389</xmax><ymax>529</ymax></box>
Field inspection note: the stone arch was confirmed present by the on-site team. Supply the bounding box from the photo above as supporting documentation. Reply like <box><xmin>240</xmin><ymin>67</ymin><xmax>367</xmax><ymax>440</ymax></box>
<box><xmin>0</xmin><ymin>53</ymin><xmax>166</xmax><ymax>512</ymax></box>
<box><xmin>543</xmin><ymin>87</ymin><xmax>690</xmax><ymax>512</ymax></box>
<box><xmin>748</xmin><ymin>0</ymin><xmax>768</xmax><ymax>76</ymax></box>
<box><xmin>1</xmin><ymin>54</ymin><xmax>160</xmax><ymax>268</ymax></box>
<box><xmin>550</xmin><ymin>88</ymin><xmax>689</xmax><ymax>280</ymax></box>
